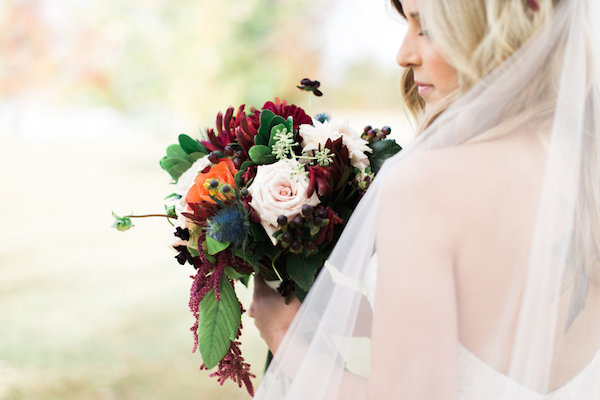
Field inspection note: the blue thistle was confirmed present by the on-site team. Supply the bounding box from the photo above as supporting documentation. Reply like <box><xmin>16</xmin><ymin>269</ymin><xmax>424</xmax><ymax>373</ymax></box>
<box><xmin>206</xmin><ymin>206</ymin><xmax>249</xmax><ymax>248</ymax></box>
<box><xmin>314</xmin><ymin>113</ymin><xmax>330</xmax><ymax>123</ymax></box>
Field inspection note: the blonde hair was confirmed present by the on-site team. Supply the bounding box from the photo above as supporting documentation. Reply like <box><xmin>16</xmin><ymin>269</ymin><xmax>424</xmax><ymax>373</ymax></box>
<box><xmin>395</xmin><ymin>0</ymin><xmax>558</xmax><ymax>131</ymax></box>
<box><xmin>394</xmin><ymin>0</ymin><xmax>600</xmax><ymax>297</ymax></box>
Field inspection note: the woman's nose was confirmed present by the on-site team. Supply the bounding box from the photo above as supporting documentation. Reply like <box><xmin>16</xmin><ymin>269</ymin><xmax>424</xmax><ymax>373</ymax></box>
<box><xmin>396</xmin><ymin>36</ymin><xmax>420</xmax><ymax>68</ymax></box>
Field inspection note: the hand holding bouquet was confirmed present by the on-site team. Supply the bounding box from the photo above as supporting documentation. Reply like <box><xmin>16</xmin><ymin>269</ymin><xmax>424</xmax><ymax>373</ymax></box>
<box><xmin>113</xmin><ymin>82</ymin><xmax>401</xmax><ymax>395</ymax></box>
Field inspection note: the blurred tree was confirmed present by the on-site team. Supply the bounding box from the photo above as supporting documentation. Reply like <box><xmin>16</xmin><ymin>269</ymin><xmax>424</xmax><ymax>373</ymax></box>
<box><xmin>0</xmin><ymin>0</ymin><xmax>53</xmax><ymax>96</ymax></box>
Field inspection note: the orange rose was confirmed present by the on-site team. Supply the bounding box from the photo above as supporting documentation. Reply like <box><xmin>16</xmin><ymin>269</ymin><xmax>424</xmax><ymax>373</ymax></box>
<box><xmin>186</xmin><ymin>158</ymin><xmax>238</xmax><ymax>204</ymax></box>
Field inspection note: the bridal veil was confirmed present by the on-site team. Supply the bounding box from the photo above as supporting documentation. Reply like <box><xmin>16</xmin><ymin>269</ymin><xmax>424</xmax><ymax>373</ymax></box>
<box><xmin>255</xmin><ymin>0</ymin><xmax>600</xmax><ymax>398</ymax></box>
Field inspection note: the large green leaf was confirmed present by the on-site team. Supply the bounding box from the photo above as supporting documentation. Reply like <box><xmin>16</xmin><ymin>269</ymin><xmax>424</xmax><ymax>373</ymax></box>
<box><xmin>187</xmin><ymin>152</ymin><xmax>207</xmax><ymax>163</ymax></box>
<box><xmin>256</xmin><ymin>110</ymin><xmax>287</xmax><ymax>146</ymax></box>
<box><xmin>159</xmin><ymin>157</ymin><xmax>192</xmax><ymax>181</ymax></box>
<box><xmin>256</xmin><ymin>110</ymin><xmax>276</xmax><ymax>146</ymax></box>
<box><xmin>369</xmin><ymin>139</ymin><xmax>402</xmax><ymax>174</ymax></box>
<box><xmin>205</xmin><ymin>235</ymin><xmax>230</xmax><ymax>255</ymax></box>
<box><xmin>249</xmin><ymin>145</ymin><xmax>276</xmax><ymax>164</ymax></box>
<box><xmin>197</xmin><ymin>277</ymin><xmax>241</xmax><ymax>369</ymax></box>
<box><xmin>286</xmin><ymin>254</ymin><xmax>323</xmax><ymax>291</ymax></box>
<box><xmin>224</xmin><ymin>266</ymin><xmax>250</xmax><ymax>287</ymax></box>
<box><xmin>179</xmin><ymin>134</ymin><xmax>207</xmax><ymax>155</ymax></box>
<box><xmin>166</xmin><ymin>144</ymin><xmax>188</xmax><ymax>159</ymax></box>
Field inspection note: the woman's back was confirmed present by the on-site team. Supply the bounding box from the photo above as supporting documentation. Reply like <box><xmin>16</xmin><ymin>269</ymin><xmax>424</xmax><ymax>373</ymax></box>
<box><xmin>419</xmin><ymin>130</ymin><xmax>600</xmax><ymax>393</ymax></box>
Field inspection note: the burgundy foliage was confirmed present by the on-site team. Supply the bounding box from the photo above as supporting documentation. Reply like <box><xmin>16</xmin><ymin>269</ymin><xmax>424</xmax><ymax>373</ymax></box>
<box><xmin>200</xmin><ymin>324</ymin><xmax>256</xmax><ymax>396</ymax></box>
<box><xmin>201</xmin><ymin>105</ymin><xmax>258</xmax><ymax>158</ymax></box>
<box><xmin>307</xmin><ymin>137</ymin><xmax>350</xmax><ymax>199</ymax></box>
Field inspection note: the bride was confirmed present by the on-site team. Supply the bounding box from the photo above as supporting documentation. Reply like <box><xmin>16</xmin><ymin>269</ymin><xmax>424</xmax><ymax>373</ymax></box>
<box><xmin>250</xmin><ymin>0</ymin><xmax>600</xmax><ymax>398</ymax></box>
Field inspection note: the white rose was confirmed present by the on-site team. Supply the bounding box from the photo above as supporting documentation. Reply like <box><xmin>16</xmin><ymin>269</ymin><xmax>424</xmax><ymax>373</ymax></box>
<box><xmin>299</xmin><ymin>120</ymin><xmax>372</xmax><ymax>171</ymax></box>
<box><xmin>174</xmin><ymin>155</ymin><xmax>212</xmax><ymax>197</ymax></box>
<box><xmin>248</xmin><ymin>159</ymin><xmax>320</xmax><ymax>244</ymax></box>
<box><xmin>171</xmin><ymin>155</ymin><xmax>212</xmax><ymax>229</ymax></box>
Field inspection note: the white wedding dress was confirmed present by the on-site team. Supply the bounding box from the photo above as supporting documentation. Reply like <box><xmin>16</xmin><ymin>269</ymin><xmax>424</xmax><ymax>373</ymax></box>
<box><xmin>363</xmin><ymin>256</ymin><xmax>600</xmax><ymax>399</ymax></box>
<box><xmin>254</xmin><ymin>2</ymin><xmax>600</xmax><ymax>398</ymax></box>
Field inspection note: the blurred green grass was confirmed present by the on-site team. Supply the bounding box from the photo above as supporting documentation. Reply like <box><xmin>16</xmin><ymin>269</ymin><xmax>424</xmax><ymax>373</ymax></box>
<box><xmin>0</xmin><ymin>138</ymin><xmax>266</xmax><ymax>400</ymax></box>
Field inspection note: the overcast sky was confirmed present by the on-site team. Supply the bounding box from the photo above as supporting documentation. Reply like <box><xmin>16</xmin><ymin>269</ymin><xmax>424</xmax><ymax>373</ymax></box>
<box><xmin>320</xmin><ymin>0</ymin><xmax>406</xmax><ymax>75</ymax></box>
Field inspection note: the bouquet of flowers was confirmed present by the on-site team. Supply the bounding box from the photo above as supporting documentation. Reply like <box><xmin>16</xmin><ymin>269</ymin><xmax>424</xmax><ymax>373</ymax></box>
<box><xmin>113</xmin><ymin>80</ymin><xmax>401</xmax><ymax>395</ymax></box>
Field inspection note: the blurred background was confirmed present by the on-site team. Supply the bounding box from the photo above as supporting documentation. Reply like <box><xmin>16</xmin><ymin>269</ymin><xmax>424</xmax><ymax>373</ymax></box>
<box><xmin>0</xmin><ymin>0</ymin><xmax>410</xmax><ymax>399</ymax></box>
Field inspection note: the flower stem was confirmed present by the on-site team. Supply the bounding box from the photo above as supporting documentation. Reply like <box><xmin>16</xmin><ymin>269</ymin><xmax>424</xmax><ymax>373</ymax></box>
<box><xmin>125</xmin><ymin>213</ymin><xmax>177</xmax><ymax>220</ymax></box>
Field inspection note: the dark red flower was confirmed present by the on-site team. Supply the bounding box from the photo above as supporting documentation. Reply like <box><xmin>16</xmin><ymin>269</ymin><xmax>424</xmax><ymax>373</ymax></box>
<box><xmin>306</xmin><ymin>137</ymin><xmax>350</xmax><ymax>199</ymax></box>
<box><xmin>201</xmin><ymin>105</ymin><xmax>258</xmax><ymax>158</ymax></box>
<box><xmin>182</xmin><ymin>200</ymin><xmax>219</xmax><ymax>227</ymax></box>
<box><xmin>307</xmin><ymin>165</ymin><xmax>331</xmax><ymax>198</ymax></box>
<box><xmin>248</xmin><ymin>97</ymin><xmax>313</xmax><ymax>133</ymax></box>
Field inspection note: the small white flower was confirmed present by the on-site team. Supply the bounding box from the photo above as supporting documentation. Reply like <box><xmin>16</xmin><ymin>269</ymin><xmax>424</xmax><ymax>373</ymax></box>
<box><xmin>299</xmin><ymin>120</ymin><xmax>372</xmax><ymax>171</ymax></box>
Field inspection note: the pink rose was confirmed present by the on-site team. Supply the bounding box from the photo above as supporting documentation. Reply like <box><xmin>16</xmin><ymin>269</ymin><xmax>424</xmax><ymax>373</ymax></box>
<box><xmin>248</xmin><ymin>159</ymin><xmax>320</xmax><ymax>244</ymax></box>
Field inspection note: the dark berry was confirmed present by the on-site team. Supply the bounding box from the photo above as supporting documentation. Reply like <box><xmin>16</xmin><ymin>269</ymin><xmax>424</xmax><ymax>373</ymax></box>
<box><xmin>282</xmin><ymin>232</ymin><xmax>293</xmax><ymax>243</ymax></box>
<box><xmin>233</xmin><ymin>157</ymin><xmax>243</xmax><ymax>169</ymax></box>
<box><xmin>301</xmin><ymin>204</ymin><xmax>314</xmax><ymax>216</ymax></box>
<box><xmin>382</xmin><ymin>126</ymin><xmax>392</xmax><ymax>135</ymax></box>
<box><xmin>221</xmin><ymin>184</ymin><xmax>231</xmax><ymax>194</ymax></box>
<box><xmin>291</xmin><ymin>241</ymin><xmax>302</xmax><ymax>251</ymax></box>
<box><xmin>277</xmin><ymin>215</ymin><xmax>288</xmax><ymax>226</ymax></box>
<box><xmin>305</xmin><ymin>241</ymin><xmax>316</xmax><ymax>251</ymax></box>
<box><xmin>208</xmin><ymin>152</ymin><xmax>219</xmax><ymax>164</ymax></box>
<box><xmin>363</xmin><ymin>125</ymin><xmax>372</xmax><ymax>134</ymax></box>
<box><xmin>235</xmin><ymin>150</ymin><xmax>243</xmax><ymax>158</ymax></box>
<box><xmin>209</xmin><ymin>179</ymin><xmax>219</xmax><ymax>188</ymax></box>
<box><xmin>314</xmin><ymin>216</ymin><xmax>323</xmax><ymax>226</ymax></box>
<box><xmin>241</xmin><ymin>188</ymin><xmax>249</xmax><ymax>197</ymax></box>
<box><xmin>293</xmin><ymin>216</ymin><xmax>303</xmax><ymax>228</ymax></box>
<box><xmin>224</xmin><ymin>145</ymin><xmax>234</xmax><ymax>156</ymax></box>
<box><xmin>367</xmin><ymin>129</ymin><xmax>377</xmax><ymax>138</ymax></box>
<box><xmin>317</xmin><ymin>208</ymin><xmax>328</xmax><ymax>219</ymax></box>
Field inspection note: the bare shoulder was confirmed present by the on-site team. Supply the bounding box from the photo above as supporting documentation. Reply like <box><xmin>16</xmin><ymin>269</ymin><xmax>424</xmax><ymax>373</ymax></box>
<box><xmin>381</xmin><ymin>137</ymin><xmax>540</xmax><ymax>207</ymax></box>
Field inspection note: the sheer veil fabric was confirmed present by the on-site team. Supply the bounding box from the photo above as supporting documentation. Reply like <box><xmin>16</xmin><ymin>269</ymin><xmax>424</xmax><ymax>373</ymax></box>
<box><xmin>255</xmin><ymin>0</ymin><xmax>600</xmax><ymax>398</ymax></box>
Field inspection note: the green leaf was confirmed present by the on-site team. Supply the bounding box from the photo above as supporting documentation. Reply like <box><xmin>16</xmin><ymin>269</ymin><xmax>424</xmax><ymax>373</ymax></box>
<box><xmin>187</xmin><ymin>152</ymin><xmax>207</xmax><ymax>163</ymax></box>
<box><xmin>249</xmin><ymin>145</ymin><xmax>276</xmax><ymax>164</ymax></box>
<box><xmin>197</xmin><ymin>277</ymin><xmax>242</xmax><ymax>369</ymax></box>
<box><xmin>166</xmin><ymin>144</ymin><xmax>188</xmax><ymax>159</ymax></box>
<box><xmin>179</xmin><ymin>134</ymin><xmax>206</xmax><ymax>155</ymax></box>
<box><xmin>159</xmin><ymin>157</ymin><xmax>192</xmax><ymax>182</ymax></box>
<box><xmin>234</xmin><ymin>160</ymin><xmax>255</xmax><ymax>188</ymax></box>
<box><xmin>293</xmin><ymin>283</ymin><xmax>308</xmax><ymax>303</ymax></box>
<box><xmin>256</xmin><ymin>110</ymin><xmax>287</xmax><ymax>147</ymax></box>
<box><xmin>206</xmin><ymin>235</ymin><xmax>230</xmax><ymax>255</ymax></box>
<box><xmin>224</xmin><ymin>266</ymin><xmax>250</xmax><ymax>287</ymax></box>
<box><xmin>368</xmin><ymin>139</ymin><xmax>402</xmax><ymax>174</ymax></box>
<box><xmin>167</xmin><ymin>162</ymin><xmax>193</xmax><ymax>182</ymax></box>
<box><xmin>286</xmin><ymin>254</ymin><xmax>323</xmax><ymax>291</ymax></box>
<box><xmin>256</xmin><ymin>110</ymin><xmax>276</xmax><ymax>146</ymax></box>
